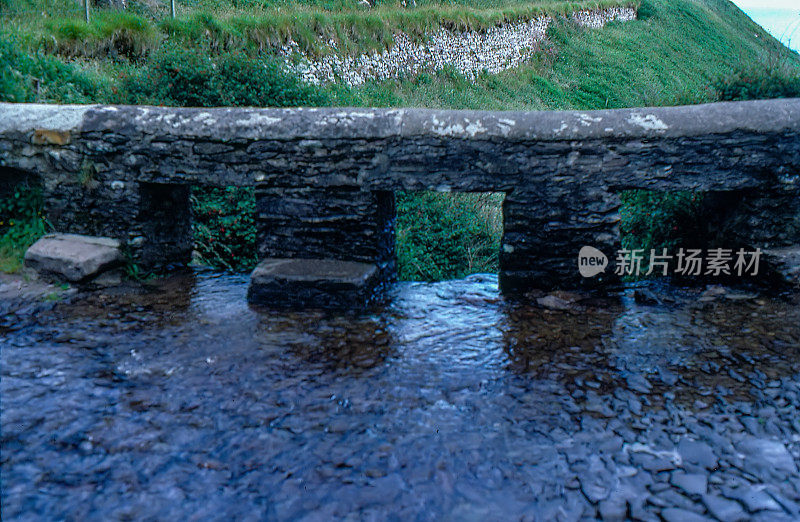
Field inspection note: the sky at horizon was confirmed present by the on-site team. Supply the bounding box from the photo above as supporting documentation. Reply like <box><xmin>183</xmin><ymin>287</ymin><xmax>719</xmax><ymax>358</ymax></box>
<box><xmin>730</xmin><ymin>1</ymin><xmax>800</xmax><ymax>52</ymax></box>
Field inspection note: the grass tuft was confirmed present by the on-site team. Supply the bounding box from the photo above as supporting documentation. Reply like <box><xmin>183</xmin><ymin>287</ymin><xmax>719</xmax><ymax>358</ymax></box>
<box><xmin>0</xmin><ymin>182</ymin><xmax>49</xmax><ymax>274</ymax></box>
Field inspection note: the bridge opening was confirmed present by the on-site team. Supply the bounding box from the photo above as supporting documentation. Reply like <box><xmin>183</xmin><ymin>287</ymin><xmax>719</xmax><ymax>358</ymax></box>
<box><xmin>0</xmin><ymin>167</ymin><xmax>45</xmax><ymax>273</ymax></box>
<box><xmin>190</xmin><ymin>186</ymin><xmax>257</xmax><ymax>272</ymax></box>
<box><xmin>138</xmin><ymin>183</ymin><xmax>193</xmax><ymax>270</ymax></box>
<box><xmin>616</xmin><ymin>189</ymin><xmax>765</xmax><ymax>280</ymax></box>
<box><xmin>395</xmin><ymin>191</ymin><xmax>505</xmax><ymax>282</ymax></box>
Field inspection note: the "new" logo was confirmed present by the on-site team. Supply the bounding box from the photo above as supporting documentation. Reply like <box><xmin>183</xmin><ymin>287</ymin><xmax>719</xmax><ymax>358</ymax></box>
<box><xmin>578</xmin><ymin>246</ymin><xmax>608</xmax><ymax>278</ymax></box>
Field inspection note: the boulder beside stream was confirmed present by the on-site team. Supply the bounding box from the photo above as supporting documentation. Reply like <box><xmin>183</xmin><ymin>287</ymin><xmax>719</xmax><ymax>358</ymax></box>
<box><xmin>24</xmin><ymin>233</ymin><xmax>124</xmax><ymax>283</ymax></box>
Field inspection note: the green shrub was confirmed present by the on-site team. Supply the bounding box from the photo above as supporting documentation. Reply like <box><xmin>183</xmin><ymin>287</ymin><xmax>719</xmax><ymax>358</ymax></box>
<box><xmin>713</xmin><ymin>65</ymin><xmax>800</xmax><ymax>101</ymax></box>
<box><xmin>619</xmin><ymin>190</ymin><xmax>704</xmax><ymax>276</ymax></box>
<box><xmin>124</xmin><ymin>45</ymin><xmax>217</xmax><ymax>106</ymax></box>
<box><xmin>124</xmin><ymin>44</ymin><xmax>326</xmax><ymax>107</ymax></box>
<box><xmin>191</xmin><ymin>187</ymin><xmax>257</xmax><ymax>271</ymax></box>
<box><xmin>0</xmin><ymin>32</ymin><xmax>112</xmax><ymax>103</ymax></box>
<box><xmin>396</xmin><ymin>192</ymin><xmax>503</xmax><ymax>281</ymax></box>
<box><xmin>0</xmin><ymin>183</ymin><xmax>49</xmax><ymax>273</ymax></box>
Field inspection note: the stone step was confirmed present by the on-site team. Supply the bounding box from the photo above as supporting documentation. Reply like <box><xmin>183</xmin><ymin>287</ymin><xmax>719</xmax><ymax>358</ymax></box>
<box><xmin>247</xmin><ymin>258</ymin><xmax>380</xmax><ymax>309</ymax></box>
<box><xmin>24</xmin><ymin>233</ymin><xmax>124</xmax><ymax>282</ymax></box>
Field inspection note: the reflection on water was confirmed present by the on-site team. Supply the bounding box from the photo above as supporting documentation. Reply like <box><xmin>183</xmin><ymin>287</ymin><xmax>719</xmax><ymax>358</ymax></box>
<box><xmin>2</xmin><ymin>270</ymin><xmax>800</xmax><ymax>519</ymax></box>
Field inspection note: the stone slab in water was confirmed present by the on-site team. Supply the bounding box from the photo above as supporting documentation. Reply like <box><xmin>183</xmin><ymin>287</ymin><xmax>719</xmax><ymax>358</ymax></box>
<box><xmin>248</xmin><ymin>258</ymin><xmax>379</xmax><ymax>309</ymax></box>
<box><xmin>765</xmin><ymin>246</ymin><xmax>800</xmax><ymax>287</ymax></box>
<box><xmin>24</xmin><ymin>233</ymin><xmax>124</xmax><ymax>282</ymax></box>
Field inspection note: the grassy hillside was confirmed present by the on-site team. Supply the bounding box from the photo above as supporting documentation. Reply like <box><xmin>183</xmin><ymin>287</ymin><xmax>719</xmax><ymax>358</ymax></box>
<box><xmin>337</xmin><ymin>0</ymin><xmax>799</xmax><ymax>109</ymax></box>
<box><xmin>1</xmin><ymin>0</ymin><xmax>631</xmax><ymax>59</ymax></box>
<box><xmin>1</xmin><ymin>0</ymin><xmax>799</xmax><ymax>279</ymax></box>
<box><xmin>3</xmin><ymin>0</ymin><xmax>794</xmax><ymax>108</ymax></box>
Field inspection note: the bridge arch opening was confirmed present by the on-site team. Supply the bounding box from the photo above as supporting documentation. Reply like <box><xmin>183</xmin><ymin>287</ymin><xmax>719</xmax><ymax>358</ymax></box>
<box><xmin>0</xmin><ymin>167</ymin><xmax>44</xmax><ymax>273</ymax></box>
<box><xmin>190</xmin><ymin>186</ymin><xmax>257</xmax><ymax>273</ymax></box>
<box><xmin>395</xmin><ymin>191</ymin><xmax>505</xmax><ymax>282</ymax></box>
<box><xmin>617</xmin><ymin>189</ymin><xmax>707</xmax><ymax>277</ymax></box>
<box><xmin>138</xmin><ymin>182</ymin><xmax>193</xmax><ymax>269</ymax></box>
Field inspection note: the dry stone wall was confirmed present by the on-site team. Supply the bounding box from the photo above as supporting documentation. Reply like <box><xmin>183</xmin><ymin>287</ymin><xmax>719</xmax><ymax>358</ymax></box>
<box><xmin>283</xmin><ymin>6</ymin><xmax>636</xmax><ymax>86</ymax></box>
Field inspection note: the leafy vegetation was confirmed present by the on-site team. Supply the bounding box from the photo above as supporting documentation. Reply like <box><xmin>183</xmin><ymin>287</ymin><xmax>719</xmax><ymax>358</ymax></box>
<box><xmin>396</xmin><ymin>192</ymin><xmax>503</xmax><ymax>281</ymax></box>
<box><xmin>0</xmin><ymin>32</ymin><xmax>113</xmax><ymax>103</ymax></box>
<box><xmin>713</xmin><ymin>64</ymin><xmax>800</xmax><ymax>102</ymax></box>
<box><xmin>618</xmin><ymin>190</ymin><xmax>705</xmax><ymax>274</ymax></box>
<box><xmin>1</xmin><ymin>0</ymin><xmax>799</xmax><ymax>279</ymax></box>
<box><xmin>0</xmin><ymin>182</ymin><xmax>48</xmax><ymax>273</ymax></box>
<box><xmin>191</xmin><ymin>187</ymin><xmax>258</xmax><ymax>271</ymax></box>
<box><xmin>124</xmin><ymin>44</ymin><xmax>325</xmax><ymax>106</ymax></box>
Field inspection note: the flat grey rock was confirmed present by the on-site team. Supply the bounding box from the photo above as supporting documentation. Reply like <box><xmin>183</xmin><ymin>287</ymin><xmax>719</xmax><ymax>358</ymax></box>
<box><xmin>671</xmin><ymin>472</ymin><xmax>708</xmax><ymax>496</ymax></box>
<box><xmin>702</xmin><ymin>494</ymin><xmax>747</xmax><ymax>522</ymax></box>
<box><xmin>737</xmin><ymin>438</ymin><xmax>797</xmax><ymax>475</ymax></box>
<box><xmin>24</xmin><ymin>233</ymin><xmax>123</xmax><ymax>282</ymax></box>
<box><xmin>579</xmin><ymin>474</ymin><xmax>611</xmax><ymax>503</ymax></box>
<box><xmin>598</xmin><ymin>498</ymin><xmax>627</xmax><ymax>520</ymax></box>
<box><xmin>661</xmin><ymin>508</ymin><xmax>713</xmax><ymax>522</ymax></box>
<box><xmin>250</xmin><ymin>258</ymin><xmax>377</xmax><ymax>284</ymax></box>
<box><xmin>678</xmin><ymin>439</ymin><xmax>718</xmax><ymax>470</ymax></box>
<box><xmin>626</xmin><ymin>374</ymin><xmax>652</xmax><ymax>394</ymax></box>
<box><xmin>536</xmin><ymin>295</ymin><xmax>572</xmax><ymax>310</ymax></box>
<box><xmin>728</xmin><ymin>486</ymin><xmax>782</xmax><ymax>512</ymax></box>
<box><xmin>248</xmin><ymin>258</ymin><xmax>380</xmax><ymax>309</ymax></box>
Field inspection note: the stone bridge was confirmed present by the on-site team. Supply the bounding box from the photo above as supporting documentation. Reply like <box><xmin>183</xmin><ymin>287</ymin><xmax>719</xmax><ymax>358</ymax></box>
<box><xmin>1</xmin><ymin>100</ymin><xmax>798</xmax><ymax>307</ymax></box>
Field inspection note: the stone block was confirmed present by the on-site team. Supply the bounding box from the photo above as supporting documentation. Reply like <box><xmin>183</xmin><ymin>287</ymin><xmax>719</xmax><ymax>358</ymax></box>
<box><xmin>24</xmin><ymin>233</ymin><xmax>124</xmax><ymax>282</ymax></box>
<box><xmin>248</xmin><ymin>258</ymin><xmax>380</xmax><ymax>309</ymax></box>
<box><xmin>764</xmin><ymin>246</ymin><xmax>800</xmax><ymax>288</ymax></box>
<box><xmin>500</xmin><ymin>188</ymin><xmax>621</xmax><ymax>293</ymax></box>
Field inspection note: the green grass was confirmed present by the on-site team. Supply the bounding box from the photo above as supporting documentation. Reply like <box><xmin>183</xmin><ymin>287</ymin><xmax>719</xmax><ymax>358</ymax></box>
<box><xmin>337</xmin><ymin>0</ymin><xmax>799</xmax><ymax>110</ymax></box>
<box><xmin>5</xmin><ymin>0</ymin><xmax>794</xmax><ymax>110</ymax></box>
<box><xmin>0</xmin><ymin>183</ymin><xmax>48</xmax><ymax>273</ymax></box>
<box><xmin>2</xmin><ymin>0</ymin><xmax>634</xmax><ymax>58</ymax></box>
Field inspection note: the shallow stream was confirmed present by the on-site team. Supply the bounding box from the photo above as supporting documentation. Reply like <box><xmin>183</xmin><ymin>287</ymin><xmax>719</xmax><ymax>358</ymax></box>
<box><xmin>2</xmin><ymin>272</ymin><xmax>800</xmax><ymax>519</ymax></box>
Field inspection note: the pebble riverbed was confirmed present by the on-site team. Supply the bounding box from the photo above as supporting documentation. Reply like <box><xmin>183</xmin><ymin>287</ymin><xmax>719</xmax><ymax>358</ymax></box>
<box><xmin>2</xmin><ymin>271</ymin><xmax>800</xmax><ymax>520</ymax></box>
<box><xmin>283</xmin><ymin>7</ymin><xmax>637</xmax><ymax>85</ymax></box>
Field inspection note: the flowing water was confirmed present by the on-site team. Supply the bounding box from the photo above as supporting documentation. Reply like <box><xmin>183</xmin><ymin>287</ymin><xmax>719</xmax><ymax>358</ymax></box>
<box><xmin>2</xmin><ymin>271</ymin><xmax>800</xmax><ymax>520</ymax></box>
